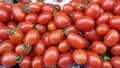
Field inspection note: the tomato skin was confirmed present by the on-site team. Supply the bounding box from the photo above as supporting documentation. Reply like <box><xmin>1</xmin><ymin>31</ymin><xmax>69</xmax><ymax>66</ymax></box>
<box><xmin>73</xmin><ymin>49</ymin><xmax>87</xmax><ymax>64</ymax></box>
<box><xmin>87</xmin><ymin>51</ymin><xmax>102</xmax><ymax>68</ymax></box>
<box><xmin>101</xmin><ymin>60</ymin><xmax>112</xmax><ymax>68</ymax></box>
<box><xmin>101</xmin><ymin>0</ymin><xmax>115</xmax><ymax>12</ymax></box>
<box><xmin>25</xmin><ymin>13</ymin><xmax>38</xmax><ymax>24</ymax></box>
<box><xmin>32</xmin><ymin>56</ymin><xmax>43</xmax><ymax>68</ymax></box>
<box><xmin>75</xmin><ymin>16</ymin><xmax>95</xmax><ymax>31</ymax></box>
<box><xmin>114</xmin><ymin>1</ymin><xmax>120</xmax><ymax>15</ymax></box>
<box><xmin>91</xmin><ymin>41</ymin><xmax>107</xmax><ymax>54</ymax></box>
<box><xmin>104</xmin><ymin>29</ymin><xmax>119</xmax><ymax>47</ymax></box>
<box><xmin>58</xmin><ymin>39</ymin><xmax>71</xmax><ymax>53</ymax></box>
<box><xmin>38</xmin><ymin>12</ymin><xmax>52</xmax><ymax>25</ymax></box>
<box><xmin>54</xmin><ymin>12</ymin><xmax>69</xmax><ymax>28</ymax></box>
<box><xmin>18</xmin><ymin>21</ymin><xmax>34</xmax><ymax>33</ymax></box>
<box><xmin>0</xmin><ymin>6</ymin><xmax>10</xmax><ymax>22</ymax></box>
<box><xmin>15</xmin><ymin>43</ymin><xmax>31</xmax><ymax>56</ymax></box>
<box><xmin>1</xmin><ymin>51</ymin><xmax>17</xmax><ymax>67</ymax></box>
<box><xmin>48</xmin><ymin>29</ymin><xmax>64</xmax><ymax>44</ymax></box>
<box><xmin>57</xmin><ymin>52</ymin><xmax>74</xmax><ymax>68</ymax></box>
<box><xmin>34</xmin><ymin>40</ymin><xmax>46</xmax><ymax>56</ymax></box>
<box><xmin>67</xmin><ymin>33</ymin><xmax>88</xmax><ymax>49</ymax></box>
<box><xmin>109</xmin><ymin>16</ymin><xmax>120</xmax><ymax>31</ymax></box>
<box><xmin>34</xmin><ymin>24</ymin><xmax>47</xmax><ymax>33</ymax></box>
<box><xmin>8</xmin><ymin>30</ymin><xmax>24</xmax><ymax>44</ymax></box>
<box><xmin>62</xmin><ymin>4</ymin><xmax>74</xmax><ymax>15</ymax></box>
<box><xmin>24</xmin><ymin>29</ymin><xmax>41</xmax><ymax>46</ymax></box>
<box><xmin>0</xmin><ymin>22</ymin><xmax>5</xmax><ymax>29</ymax></box>
<box><xmin>19</xmin><ymin>56</ymin><xmax>31</xmax><ymax>68</ymax></box>
<box><xmin>7</xmin><ymin>21</ymin><xmax>17</xmax><ymax>29</ymax></box>
<box><xmin>90</xmin><ymin>0</ymin><xmax>101</xmax><ymax>5</ymax></box>
<box><xmin>47</xmin><ymin>21</ymin><xmax>58</xmax><ymax>32</ymax></box>
<box><xmin>43</xmin><ymin>46</ymin><xmax>59</xmax><ymax>66</ymax></box>
<box><xmin>12</xmin><ymin>4</ymin><xmax>27</xmax><ymax>22</ymax></box>
<box><xmin>110</xmin><ymin>44</ymin><xmax>120</xmax><ymax>56</ymax></box>
<box><xmin>85</xmin><ymin>3</ymin><xmax>100</xmax><ymax>19</ymax></box>
<box><xmin>0</xmin><ymin>40</ymin><xmax>15</xmax><ymax>54</ymax></box>
<box><xmin>96</xmin><ymin>24</ymin><xmax>110</xmax><ymax>35</ymax></box>
<box><xmin>111</xmin><ymin>56</ymin><xmax>120</xmax><ymax>68</ymax></box>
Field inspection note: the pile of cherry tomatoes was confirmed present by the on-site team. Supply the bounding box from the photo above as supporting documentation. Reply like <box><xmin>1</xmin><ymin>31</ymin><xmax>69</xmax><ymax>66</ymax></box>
<box><xmin>0</xmin><ymin>0</ymin><xmax>120</xmax><ymax>68</ymax></box>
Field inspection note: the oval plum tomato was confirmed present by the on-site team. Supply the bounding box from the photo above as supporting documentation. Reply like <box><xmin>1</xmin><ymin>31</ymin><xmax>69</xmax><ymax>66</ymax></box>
<box><xmin>84</xmin><ymin>29</ymin><xmax>102</xmax><ymax>41</ymax></box>
<box><xmin>38</xmin><ymin>12</ymin><xmax>52</xmax><ymax>25</ymax></box>
<box><xmin>57</xmin><ymin>52</ymin><xmax>74</xmax><ymax>68</ymax></box>
<box><xmin>0</xmin><ymin>22</ymin><xmax>5</xmax><ymax>29</ymax></box>
<box><xmin>48</xmin><ymin>29</ymin><xmax>64</xmax><ymax>44</ymax></box>
<box><xmin>87</xmin><ymin>51</ymin><xmax>102</xmax><ymax>68</ymax></box>
<box><xmin>75</xmin><ymin>16</ymin><xmax>95</xmax><ymax>31</ymax></box>
<box><xmin>33</xmin><ymin>40</ymin><xmax>46</xmax><ymax>56</ymax></box>
<box><xmin>1</xmin><ymin>51</ymin><xmax>21</xmax><ymax>67</ymax></box>
<box><xmin>110</xmin><ymin>44</ymin><xmax>120</xmax><ymax>56</ymax></box>
<box><xmin>32</xmin><ymin>56</ymin><xmax>43</xmax><ymax>68</ymax></box>
<box><xmin>96</xmin><ymin>24</ymin><xmax>110</xmax><ymax>35</ymax></box>
<box><xmin>8</xmin><ymin>29</ymin><xmax>24</xmax><ymax>44</ymax></box>
<box><xmin>18</xmin><ymin>21</ymin><xmax>34</xmax><ymax>33</ymax></box>
<box><xmin>0</xmin><ymin>6</ymin><xmax>10</xmax><ymax>22</ymax></box>
<box><xmin>12</xmin><ymin>4</ymin><xmax>27</xmax><ymax>21</ymax></box>
<box><xmin>15</xmin><ymin>43</ymin><xmax>31</xmax><ymax>56</ymax></box>
<box><xmin>70</xmin><ymin>11</ymin><xmax>84</xmax><ymax>22</ymax></box>
<box><xmin>104</xmin><ymin>29</ymin><xmax>119</xmax><ymax>47</ymax></box>
<box><xmin>54</xmin><ymin>12</ymin><xmax>70</xmax><ymax>28</ymax></box>
<box><xmin>90</xmin><ymin>0</ymin><xmax>101</xmax><ymax>5</ymax></box>
<box><xmin>42</xmin><ymin>32</ymin><xmax>52</xmax><ymax>48</ymax></box>
<box><xmin>67</xmin><ymin>33</ymin><xmax>88</xmax><ymax>49</ymax></box>
<box><xmin>109</xmin><ymin>16</ymin><xmax>120</xmax><ymax>31</ymax></box>
<box><xmin>40</xmin><ymin>3</ymin><xmax>54</xmax><ymax>14</ymax></box>
<box><xmin>7</xmin><ymin>21</ymin><xmax>17</xmax><ymax>29</ymax></box>
<box><xmin>58</xmin><ymin>39</ymin><xmax>71</xmax><ymax>53</ymax></box>
<box><xmin>0</xmin><ymin>40</ymin><xmax>15</xmax><ymax>54</ymax></box>
<box><xmin>24</xmin><ymin>29</ymin><xmax>41</xmax><ymax>46</ymax></box>
<box><xmin>101</xmin><ymin>60</ymin><xmax>112</xmax><ymax>68</ymax></box>
<box><xmin>101</xmin><ymin>0</ymin><xmax>115</xmax><ymax>12</ymax></box>
<box><xmin>43</xmin><ymin>46</ymin><xmax>59</xmax><ymax>67</ymax></box>
<box><xmin>19</xmin><ymin>56</ymin><xmax>31</xmax><ymax>68</ymax></box>
<box><xmin>0</xmin><ymin>27</ymin><xmax>11</xmax><ymax>40</ymax></box>
<box><xmin>111</xmin><ymin>56</ymin><xmax>120</xmax><ymax>68</ymax></box>
<box><xmin>62</xmin><ymin>4</ymin><xmax>74</xmax><ymax>15</ymax></box>
<box><xmin>25</xmin><ymin>13</ymin><xmax>38</xmax><ymax>24</ymax></box>
<box><xmin>34</xmin><ymin>24</ymin><xmax>47</xmax><ymax>33</ymax></box>
<box><xmin>114</xmin><ymin>1</ymin><xmax>120</xmax><ymax>15</ymax></box>
<box><xmin>85</xmin><ymin>3</ymin><xmax>100</xmax><ymax>19</ymax></box>
<box><xmin>91</xmin><ymin>41</ymin><xmax>107</xmax><ymax>54</ymax></box>
<box><xmin>73</xmin><ymin>49</ymin><xmax>87</xmax><ymax>64</ymax></box>
<box><xmin>47</xmin><ymin>21</ymin><xmax>58</xmax><ymax>32</ymax></box>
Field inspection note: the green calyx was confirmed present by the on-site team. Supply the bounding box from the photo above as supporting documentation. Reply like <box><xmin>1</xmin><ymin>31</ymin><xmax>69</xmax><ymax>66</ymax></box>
<box><xmin>79</xmin><ymin>5</ymin><xmax>85</xmax><ymax>11</ymax></box>
<box><xmin>8</xmin><ymin>30</ymin><xmax>15</xmax><ymax>35</ymax></box>
<box><xmin>34</xmin><ymin>25</ymin><xmax>39</xmax><ymax>30</ymax></box>
<box><xmin>69</xmin><ymin>13</ymin><xmax>73</xmax><ymax>18</ymax></box>
<box><xmin>24</xmin><ymin>44</ymin><xmax>32</xmax><ymax>52</ymax></box>
<box><xmin>16</xmin><ymin>55</ymin><xmax>22</xmax><ymax>63</ymax></box>
<box><xmin>24</xmin><ymin>4</ymin><xmax>30</xmax><ymax>13</ymax></box>
<box><xmin>100</xmin><ymin>54</ymin><xmax>110</xmax><ymax>60</ymax></box>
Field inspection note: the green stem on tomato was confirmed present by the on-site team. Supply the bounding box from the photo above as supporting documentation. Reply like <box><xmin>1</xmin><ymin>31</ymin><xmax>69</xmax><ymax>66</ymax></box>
<box><xmin>24</xmin><ymin>4</ymin><xmax>30</xmax><ymax>13</ymax></box>
<box><xmin>16</xmin><ymin>55</ymin><xmax>22</xmax><ymax>63</ymax></box>
<box><xmin>8</xmin><ymin>30</ymin><xmax>15</xmax><ymax>35</ymax></box>
<box><xmin>24</xmin><ymin>44</ymin><xmax>32</xmax><ymax>52</ymax></box>
<box><xmin>100</xmin><ymin>54</ymin><xmax>110</xmax><ymax>60</ymax></box>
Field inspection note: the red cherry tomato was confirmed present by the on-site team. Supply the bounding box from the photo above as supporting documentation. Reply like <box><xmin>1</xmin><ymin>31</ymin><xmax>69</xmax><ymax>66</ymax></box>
<box><xmin>32</xmin><ymin>56</ymin><xmax>43</xmax><ymax>68</ymax></box>
<box><xmin>111</xmin><ymin>56</ymin><xmax>120</xmax><ymax>68</ymax></box>
<box><xmin>62</xmin><ymin>4</ymin><xmax>74</xmax><ymax>15</ymax></box>
<box><xmin>110</xmin><ymin>44</ymin><xmax>120</xmax><ymax>56</ymax></box>
<box><xmin>114</xmin><ymin>1</ymin><xmax>120</xmax><ymax>15</ymax></box>
<box><xmin>101</xmin><ymin>60</ymin><xmax>112</xmax><ymax>68</ymax></box>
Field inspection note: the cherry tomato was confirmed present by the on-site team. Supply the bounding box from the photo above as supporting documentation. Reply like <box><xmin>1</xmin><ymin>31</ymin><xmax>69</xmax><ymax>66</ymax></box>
<box><xmin>110</xmin><ymin>44</ymin><xmax>120</xmax><ymax>56</ymax></box>
<box><xmin>8</xmin><ymin>29</ymin><xmax>24</xmax><ymax>44</ymax></box>
<box><xmin>67</xmin><ymin>33</ymin><xmax>88</xmax><ymax>48</ymax></box>
<box><xmin>96</xmin><ymin>24</ymin><xmax>110</xmax><ymax>35</ymax></box>
<box><xmin>101</xmin><ymin>0</ymin><xmax>115</xmax><ymax>12</ymax></box>
<box><xmin>73</xmin><ymin>49</ymin><xmax>87</xmax><ymax>64</ymax></box>
<box><xmin>0</xmin><ymin>40</ymin><xmax>15</xmax><ymax>54</ymax></box>
<box><xmin>75</xmin><ymin>16</ymin><xmax>95</xmax><ymax>31</ymax></box>
<box><xmin>54</xmin><ymin>12</ymin><xmax>70</xmax><ymax>28</ymax></box>
<box><xmin>91</xmin><ymin>41</ymin><xmax>107</xmax><ymax>54</ymax></box>
<box><xmin>34</xmin><ymin>24</ymin><xmax>47</xmax><ymax>33</ymax></box>
<box><xmin>104</xmin><ymin>29</ymin><xmax>119</xmax><ymax>47</ymax></box>
<box><xmin>43</xmin><ymin>46</ymin><xmax>59</xmax><ymax>67</ymax></box>
<box><xmin>101</xmin><ymin>60</ymin><xmax>112</xmax><ymax>68</ymax></box>
<box><xmin>90</xmin><ymin>0</ymin><xmax>101</xmax><ymax>5</ymax></box>
<box><xmin>111</xmin><ymin>56</ymin><xmax>120</xmax><ymax>68</ymax></box>
<box><xmin>62</xmin><ymin>4</ymin><xmax>74</xmax><ymax>15</ymax></box>
<box><xmin>48</xmin><ymin>29</ymin><xmax>64</xmax><ymax>44</ymax></box>
<box><xmin>74</xmin><ymin>2</ymin><xmax>85</xmax><ymax>11</ymax></box>
<box><xmin>47</xmin><ymin>21</ymin><xmax>58</xmax><ymax>32</ymax></box>
<box><xmin>7</xmin><ymin>21</ymin><xmax>17</xmax><ymax>29</ymax></box>
<box><xmin>58</xmin><ymin>39</ymin><xmax>71</xmax><ymax>52</ymax></box>
<box><xmin>57</xmin><ymin>52</ymin><xmax>74</xmax><ymax>68</ymax></box>
<box><xmin>38</xmin><ymin>12</ymin><xmax>52</xmax><ymax>25</ymax></box>
<box><xmin>25</xmin><ymin>13</ymin><xmax>38</xmax><ymax>24</ymax></box>
<box><xmin>19</xmin><ymin>56</ymin><xmax>31</xmax><ymax>68</ymax></box>
<box><xmin>24</xmin><ymin>29</ymin><xmax>41</xmax><ymax>46</ymax></box>
<box><xmin>34</xmin><ymin>40</ymin><xmax>46</xmax><ymax>56</ymax></box>
<box><xmin>87</xmin><ymin>51</ymin><xmax>102</xmax><ymax>68</ymax></box>
<box><xmin>32</xmin><ymin>56</ymin><xmax>43</xmax><ymax>68</ymax></box>
<box><xmin>114</xmin><ymin>1</ymin><xmax>120</xmax><ymax>15</ymax></box>
<box><xmin>5</xmin><ymin>3</ymin><xmax>12</xmax><ymax>12</ymax></box>
<box><xmin>85</xmin><ymin>3</ymin><xmax>100</xmax><ymax>19</ymax></box>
